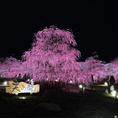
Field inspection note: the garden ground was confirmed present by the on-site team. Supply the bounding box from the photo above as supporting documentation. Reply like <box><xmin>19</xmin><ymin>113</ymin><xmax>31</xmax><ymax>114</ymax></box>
<box><xmin>0</xmin><ymin>83</ymin><xmax>118</xmax><ymax>118</ymax></box>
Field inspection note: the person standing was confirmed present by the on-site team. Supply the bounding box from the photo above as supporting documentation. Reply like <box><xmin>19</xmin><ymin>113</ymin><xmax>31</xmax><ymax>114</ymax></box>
<box><xmin>108</xmin><ymin>75</ymin><xmax>115</xmax><ymax>93</ymax></box>
<box><xmin>23</xmin><ymin>74</ymin><xmax>27</xmax><ymax>82</ymax></box>
<box><xmin>31</xmin><ymin>79</ymin><xmax>34</xmax><ymax>85</ymax></box>
<box><xmin>17</xmin><ymin>73</ymin><xmax>22</xmax><ymax>82</ymax></box>
<box><xmin>91</xmin><ymin>75</ymin><xmax>94</xmax><ymax>90</ymax></box>
<box><xmin>109</xmin><ymin>75</ymin><xmax>115</xmax><ymax>93</ymax></box>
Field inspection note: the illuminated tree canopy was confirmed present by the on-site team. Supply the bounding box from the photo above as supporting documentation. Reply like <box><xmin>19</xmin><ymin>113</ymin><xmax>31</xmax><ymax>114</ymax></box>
<box><xmin>0</xmin><ymin>26</ymin><xmax>117</xmax><ymax>85</ymax></box>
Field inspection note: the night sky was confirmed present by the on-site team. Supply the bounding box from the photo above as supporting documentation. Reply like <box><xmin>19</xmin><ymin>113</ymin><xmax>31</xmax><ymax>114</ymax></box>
<box><xmin>0</xmin><ymin>0</ymin><xmax>117</xmax><ymax>62</ymax></box>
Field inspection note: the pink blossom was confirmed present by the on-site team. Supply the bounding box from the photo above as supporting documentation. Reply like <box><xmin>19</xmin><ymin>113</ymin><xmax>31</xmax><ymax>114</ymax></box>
<box><xmin>0</xmin><ymin>26</ymin><xmax>117</xmax><ymax>86</ymax></box>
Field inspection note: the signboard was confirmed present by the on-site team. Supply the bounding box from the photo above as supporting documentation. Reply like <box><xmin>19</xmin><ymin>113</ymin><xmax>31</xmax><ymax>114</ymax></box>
<box><xmin>6</xmin><ymin>81</ymin><xmax>40</xmax><ymax>94</ymax></box>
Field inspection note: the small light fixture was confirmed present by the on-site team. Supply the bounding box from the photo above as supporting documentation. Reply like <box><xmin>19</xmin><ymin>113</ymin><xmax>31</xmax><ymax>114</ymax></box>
<box><xmin>111</xmin><ymin>90</ymin><xmax>117</xmax><ymax>97</ymax></box>
<box><xmin>69</xmin><ymin>80</ymin><xmax>73</xmax><ymax>84</ymax></box>
<box><xmin>55</xmin><ymin>79</ymin><xmax>59</xmax><ymax>82</ymax></box>
<box><xmin>3</xmin><ymin>81</ymin><xmax>8</xmax><ymax>86</ymax></box>
<box><xmin>27</xmin><ymin>79</ymin><xmax>30</xmax><ymax>82</ymax></box>
<box><xmin>104</xmin><ymin>82</ymin><xmax>108</xmax><ymax>86</ymax></box>
<box><xmin>18</xmin><ymin>97</ymin><xmax>26</xmax><ymax>100</ymax></box>
<box><xmin>15</xmin><ymin>93</ymin><xmax>18</xmax><ymax>95</ymax></box>
<box><xmin>78</xmin><ymin>84</ymin><xmax>83</xmax><ymax>89</ymax></box>
<box><xmin>114</xmin><ymin>115</ymin><xmax>117</xmax><ymax>118</ymax></box>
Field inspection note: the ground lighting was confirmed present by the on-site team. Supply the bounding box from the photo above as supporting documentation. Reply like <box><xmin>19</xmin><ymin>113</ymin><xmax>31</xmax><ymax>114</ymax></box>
<box><xmin>111</xmin><ymin>90</ymin><xmax>117</xmax><ymax>97</ymax></box>
<box><xmin>78</xmin><ymin>84</ymin><xmax>83</xmax><ymax>89</ymax></box>
<box><xmin>104</xmin><ymin>90</ymin><xmax>118</xmax><ymax>99</ymax></box>
<box><xmin>55</xmin><ymin>79</ymin><xmax>59</xmax><ymax>82</ymax></box>
<box><xmin>69</xmin><ymin>80</ymin><xmax>73</xmax><ymax>84</ymax></box>
<box><xmin>104</xmin><ymin>82</ymin><xmax>108</xmax><ymax>86</ymax></box>
<box><xmin>3</xmin><ymin>81</ymin><xmax>8</xmax><ymax>86</ymax></box>
<box><xmin>18</xmin><ymin>96</ymin><xmax>27</xmax><ymax>100</ymax></box>
<box><xmin>15</xmin><ymin>93</ymin><xmax>18</xmax><ymax>95</ymax></box>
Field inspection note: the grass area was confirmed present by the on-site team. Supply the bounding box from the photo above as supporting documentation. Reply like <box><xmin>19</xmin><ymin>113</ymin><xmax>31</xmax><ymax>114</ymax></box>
<box><xmin>0</xmin><ymin>84</ymin><xmax>118</xmax><ymax>118</ymax></box>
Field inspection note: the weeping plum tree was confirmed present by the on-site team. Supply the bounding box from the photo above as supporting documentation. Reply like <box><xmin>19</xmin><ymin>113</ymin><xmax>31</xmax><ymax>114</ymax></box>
<box><xmin>22</xmin><ymin>26</ymin><xmax>82</xmax><ymax>83</ymax></box>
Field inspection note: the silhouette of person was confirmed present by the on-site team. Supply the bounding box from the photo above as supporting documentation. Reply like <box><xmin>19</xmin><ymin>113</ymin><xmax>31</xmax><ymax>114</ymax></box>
<box><xmin>91</xmin><ymin>75</ymin><xmax>94</xmax><ymax>90</ymax></box>
<box><xmin>17</xmin><ymin>73</ymin><xmax>22</xmax><ymax>82</ymax></box>
<box><xmin>108</xmin><ymin>75</ymin><xmax>115</xmax><ymax>93</ymax></box>
<box><xmin>23</xmin><ymin>74</ymin><xmax>27</xmax><ymax>82</ymax></box>
<box><xmin>109</xmin><ymin>76</ymin><xmax>115</xmax><ymax>86</ymax></box>
<box><xmin>14</xmin><ymin>75</ymin><xmax>18</xmax><ymax>82</ymax></box>
<box><xmin>91</xmin><ymin>75</ymin><xmax>94</xmax><ymax>83</ymax></box>
<box><xmin>31</xmin><ymin>79</ymin><xmax>34</xmax><ymax>85</ymax></box>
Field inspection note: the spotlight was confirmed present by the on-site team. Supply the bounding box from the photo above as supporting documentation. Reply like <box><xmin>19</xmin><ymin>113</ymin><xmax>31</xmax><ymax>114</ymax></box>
<box><xmin>69</xmin><ymin>80</ymin><xmax>73</xmax><ymax>84</ymax></box>
<box><xmin>15</xmin><ymin>93</ymin><xmax>18</xmax><ymax>95</ymax></box>
<box><xmin>117</xmin><ymin>95</ymin><xmax>118</xmax><ymax>99</ymax></box>
<box><xmin>55</xmin><ymin>79</ymin><xmax>59</xmax><ymax>82</ymax></box>
<box><xmin>3</xmin><ymin>81</ymin><xmax>8</xmax><ymax>86</ymax></box>
<box><xmin>78</xmin><ymin>84</ymin><xmax>83</xmax><ymax>89</ymax></box>
<box><xmin>111</xmin><ymin>90</ymin><xmax>117</xmax><ymax>97</ymax></box>
<box><xmin>27</xmin><ymin>79</ymin><xmax>30</xmax><ymax>82</ymax></box>
<box><xmin>104</xmin><ymin>82</ymin><xmax>108</xmax><ymax>86</ymax></box>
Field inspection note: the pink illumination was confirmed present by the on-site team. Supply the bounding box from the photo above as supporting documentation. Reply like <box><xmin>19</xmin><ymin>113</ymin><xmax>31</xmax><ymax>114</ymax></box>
<box><xmin>0</xmin><ymin>26</ymin><xmax>117</xmax><ymax>85</ymax></box>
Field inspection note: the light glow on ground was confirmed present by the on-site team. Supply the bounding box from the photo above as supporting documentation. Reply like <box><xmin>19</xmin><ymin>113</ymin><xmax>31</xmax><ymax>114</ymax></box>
<box><xmin>104</xmin><ymin>91</ymin><xmax>118</xmax><ymax>99</ymax></box>
<box><xmin>18</xmin><ymin>96</ymin><xmax>27</xmax><ymax>100</ymax></box>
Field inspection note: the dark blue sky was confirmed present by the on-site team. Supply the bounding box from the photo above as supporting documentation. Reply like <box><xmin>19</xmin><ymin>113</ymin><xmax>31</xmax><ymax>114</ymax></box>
<box><xmin>0</xmin><ymin>0</ymin><xmax>117</xmax><ymax>62</ymax></box>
